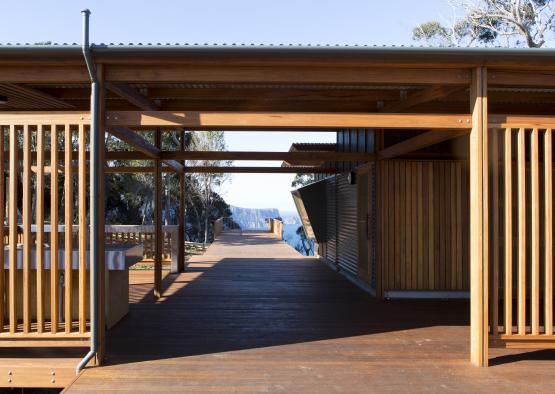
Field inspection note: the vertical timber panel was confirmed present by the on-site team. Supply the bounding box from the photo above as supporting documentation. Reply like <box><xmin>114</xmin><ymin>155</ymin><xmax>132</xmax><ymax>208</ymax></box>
<box><xmin>22</xmin><ymin>125</ymin><xmax>32</xmax><ymax>333</ymax></box>
<box><xmin>78</xmin><ymin>123</ymin><xmax>87</xmax><ymax>333</ymax></box>
<box><xmin>51</xmin><ymin>125</ymin><xmax>60</xmax><ymax>333</ymax></box>
<box><xmin>491</xmin><ymin>130</ymin><xmax>499</xmax><ymax>336</ymax></box>
<box><xmin>530</xmin><ymin>128</ymin><xmax>540</xmax><ymax>335</ymax></box>
<box><xmin>470</xmin><ymin>66</ymin><xmax>489</xmax><ymax>367</ymax></box>
<box><xmin>8</xmin><ymin>125</ymin><xmax>18</xmax><ymax>333</ymax></box>
<box><xmin>36</xmin><ymin>125</ymin><xmax>45</xmax><ymax>333</ymax></box>
<box><xmin>177</xmin><ymin>129</ymin><xmax>186</xmax><ymax>273</ymax></box>
<box><xmin>456</xmin><ymin>162</ymin><xmax>463</xmax><ymax>290</ymax></box>
<box><xmin>154</xmin><ymin>128</ymin><xmax>163</xmax><ymax>298</ymax></box>
<box><xmin>96</xmin><ymin>65</ymin><xmax>107</xmax><ymax>363</ymax></box>
<box><xmin>428</xmin><ymin>162</ymin><xmax>435</xmax><ymax>288</ymax></box>
<box><xmin>517</xmin><ymin>128</ymin><xmax>526</xmax><ymax>335</ymax></box>
<box><xmin>64</xmin><ymin>124</ymin><xmax>73</xmax><ymax>333</ymax></box>
<box><xmin>504</xmin><ymin>128</ymin><xmax>513</xmax><ymax>335</ymax></box>
<box><xmin>545</xmin><ymin>129</ymin><xmax>553</xmax><ymax>335</ymax></box>
<box><xmin>0</xmin><ymin>126</ymin><xmax>4</xmax><ymax>332</ymax></box>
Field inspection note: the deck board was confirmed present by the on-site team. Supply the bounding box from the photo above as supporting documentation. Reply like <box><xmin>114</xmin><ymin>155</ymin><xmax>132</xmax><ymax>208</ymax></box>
<box><xmin>66</xmin><ymin>232</ymin><xmax>555</xmax><ymax>393</ymax></box>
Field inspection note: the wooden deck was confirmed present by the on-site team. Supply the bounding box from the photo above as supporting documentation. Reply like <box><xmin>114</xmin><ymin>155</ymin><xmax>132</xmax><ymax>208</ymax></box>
<box><xmin>64</xmin><ymin>232</ymin><xmax>555</xmax><ymax>393</ymax></box>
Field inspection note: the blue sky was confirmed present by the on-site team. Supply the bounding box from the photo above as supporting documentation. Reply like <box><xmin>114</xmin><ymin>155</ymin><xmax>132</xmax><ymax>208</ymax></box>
<box><xmin>0</xmin><ymin>0</ymin><xmax>452</xmax><ymax>213</ymax></box>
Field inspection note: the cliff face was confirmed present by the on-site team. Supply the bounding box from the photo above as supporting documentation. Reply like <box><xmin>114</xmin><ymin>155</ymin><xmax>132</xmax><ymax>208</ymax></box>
<box><xmin>229</xmin><ymin>206</ymin><xmax>280</xmax><ymax>230</ymax></box>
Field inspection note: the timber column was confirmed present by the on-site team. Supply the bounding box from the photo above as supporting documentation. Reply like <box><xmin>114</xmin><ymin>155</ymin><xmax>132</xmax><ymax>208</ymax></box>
<box><xmin>154</xmin><ymin>128</ymin><xmax>163</xmax><ymax>297</ymax></box>
<box><xmin>95</xmin><ymin>64</ymin><xmax>107</xmax><ymax>364</ymax></box>
<box><xmin>176</xmin><ymin>129</ymin><xmax>186</xmax><ymax>273</ymax></box>
<box><xmin>469</xmin><ymin>67</ymin><xmax>489</xmax><ymax>367</ymax></box>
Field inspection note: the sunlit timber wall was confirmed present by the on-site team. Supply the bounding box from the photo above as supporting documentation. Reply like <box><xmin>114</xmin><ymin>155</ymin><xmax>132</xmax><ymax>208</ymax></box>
<box><xmin>376</xmin><ymin>160</ymin><xmax>470</xmax><ymax>296</ymax></box>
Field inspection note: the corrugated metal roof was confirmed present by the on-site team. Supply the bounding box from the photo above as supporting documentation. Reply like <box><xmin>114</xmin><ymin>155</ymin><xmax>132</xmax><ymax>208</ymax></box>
<box><xmin>1</xmin><ymin>43</ymin><xmax>554</xmax><ymax>70</ymax></box>
<box><xmin>290</xmin><ymin>143</ymin><xmax>337</xmax><ymax>152</ymax></box>
<box><xmin>0</xmin><ymin>42</ymin><xmax>554</xmax><ymax>53</ymax></box>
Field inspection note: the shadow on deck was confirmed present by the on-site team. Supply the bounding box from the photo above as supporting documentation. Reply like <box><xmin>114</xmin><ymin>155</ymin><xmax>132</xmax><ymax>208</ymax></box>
<box><xmin>66</xmin><ymin>232</ymin><xmax>555</xmax><ymax>393</ymax></box>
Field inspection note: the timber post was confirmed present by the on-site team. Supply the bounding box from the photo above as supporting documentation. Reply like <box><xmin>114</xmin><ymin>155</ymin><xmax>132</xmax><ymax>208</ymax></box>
<box><xmin>469</xmin><ymin>66</ymin><xmax>489</xmax><ymax>367</ymax></box>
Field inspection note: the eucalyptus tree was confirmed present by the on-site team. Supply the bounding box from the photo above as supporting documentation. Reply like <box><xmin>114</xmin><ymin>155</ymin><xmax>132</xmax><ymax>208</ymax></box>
<box><xmin>185</xmin><ymin>131</ymin><xmax>232</xmax><ymax>245</ymax></box>
<box><xmin>413</xmin><ymin>0</ymin><xmax>555</xmax><ymax>47</ymax></box>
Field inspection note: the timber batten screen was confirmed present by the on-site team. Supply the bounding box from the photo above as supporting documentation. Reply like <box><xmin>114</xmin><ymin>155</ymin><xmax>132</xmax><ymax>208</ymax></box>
<box><xmin>1</xmin><ymin>123</ymin><xmax>91</xmax><ymax>342</ymax></box>
<box><xmin>489</xmin><ymin>126</ymin><xmax>555</xmax><ymax>348</ymax></box>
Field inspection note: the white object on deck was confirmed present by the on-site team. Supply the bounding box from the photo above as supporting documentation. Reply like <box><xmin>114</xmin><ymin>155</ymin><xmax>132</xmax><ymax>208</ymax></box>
<box><xmin>3</xmin><ymin>244</ymin><xmax>143</xmax><ymax>270</ymax></box>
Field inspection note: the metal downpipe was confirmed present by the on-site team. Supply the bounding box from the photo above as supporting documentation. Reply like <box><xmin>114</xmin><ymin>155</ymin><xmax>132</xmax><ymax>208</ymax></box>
<box><xmin>76</xmin><ymin>8</ymin><xmax>100</xmax><ymax>375</ymax></box>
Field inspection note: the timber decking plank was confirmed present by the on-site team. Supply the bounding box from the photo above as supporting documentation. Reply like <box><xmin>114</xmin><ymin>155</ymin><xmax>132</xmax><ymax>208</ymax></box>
<box><xmin>63</xmin><ymin>232</ymin><xmax>555</xmax><ymax>393</ymax></box>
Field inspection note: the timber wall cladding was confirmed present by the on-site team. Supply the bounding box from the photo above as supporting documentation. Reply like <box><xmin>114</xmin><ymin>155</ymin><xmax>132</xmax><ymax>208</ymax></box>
<box><xmin>378</xmin><ymin>160</ymin><xmax>470</xmax><ymax>291</ymax></box>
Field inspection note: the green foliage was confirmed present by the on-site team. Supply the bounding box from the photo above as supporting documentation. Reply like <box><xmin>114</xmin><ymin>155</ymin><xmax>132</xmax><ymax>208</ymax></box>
<box><xmin>413</xmin><ymin>0</ymin><xmax>555</xmax><ymax>48</ymax></box>
<box><xmin>294</xmin><ymin>226</ymin><xmax>314</xmax><ymax>256</ymax></box>
<box><xmin>291</xmin><ymin>173</ymin><xmax>315</xmax><ymax>188</ymax></box>
<box><xmin>412</xmin><ymin>22</ymin><xmax>451</xmax><ymax>45</ymax></box>
<box><xmin>105</xmin><ymin>130</ymin><xmax>232</xmax><ymax>243</ymax></box>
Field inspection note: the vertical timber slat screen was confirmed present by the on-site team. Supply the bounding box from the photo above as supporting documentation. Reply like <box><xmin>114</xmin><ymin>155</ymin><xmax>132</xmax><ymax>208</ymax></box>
<box><xmin>490</xmin><ymin>127</ymin><xmax>555</xmax><ymax>349</ymax></box>
<box><xmin>1</xmin><ymin>123</ymin><xmax>90</xmax><ymax>338</ymax></box>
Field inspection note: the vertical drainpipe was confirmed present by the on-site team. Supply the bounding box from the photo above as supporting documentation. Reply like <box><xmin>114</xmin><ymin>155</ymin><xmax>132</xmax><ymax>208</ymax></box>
<box><xmin>76</xmin><ymin>8</ymin><xmax>100</xmax><ymax>375</ymax></box>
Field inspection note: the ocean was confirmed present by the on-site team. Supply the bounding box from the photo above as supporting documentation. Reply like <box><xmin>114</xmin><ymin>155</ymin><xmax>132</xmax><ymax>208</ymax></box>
<box><xmin>282</xmin><ymin>223</ymin><xmax>314</xmax><ymax>256</ymax></box>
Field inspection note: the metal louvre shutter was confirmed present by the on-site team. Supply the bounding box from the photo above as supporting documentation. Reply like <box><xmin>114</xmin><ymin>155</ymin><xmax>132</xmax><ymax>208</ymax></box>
<box><xmin>325</xmin><ymin>176</ymin><xmax>337</xmax><ymax>267</ymax></box>
<box><xmin>337</xmin><ymin>173</ymin><xmax>358</xmax><ymax>276</ymax></box>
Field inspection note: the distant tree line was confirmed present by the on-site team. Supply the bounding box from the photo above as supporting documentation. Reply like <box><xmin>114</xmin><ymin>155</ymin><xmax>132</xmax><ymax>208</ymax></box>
<box><xmin>106</xmin><ymin>129</ymin><xmax>232</xmax><ymax>243</ymax></box>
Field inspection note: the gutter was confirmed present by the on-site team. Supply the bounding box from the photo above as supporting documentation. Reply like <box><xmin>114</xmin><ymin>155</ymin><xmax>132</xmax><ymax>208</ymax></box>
<box><xmin>76</xmin><ymin>8</ymin><xmax>100</xmax><ymax>375</ymax></box>
<box><xmin>1</xmin><ymin>45</ymin><xmax>555</xmax><ymax>68</ymax></box>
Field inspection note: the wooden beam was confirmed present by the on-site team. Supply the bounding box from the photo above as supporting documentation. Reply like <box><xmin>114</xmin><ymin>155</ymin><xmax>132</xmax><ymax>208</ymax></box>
<box><xmin>161</xmin><ymin>151</ymin><xmax>372</xmax><ymax>162</ymax></box>
<box><xmin>469</xmin><ymin>66</ymin><xmax>489</xmax><ymax>367</ymax></box>
<box><xmin>0</xmin><ymin>83</ymin><xmax>74</xmax><ymax>109</ymax></box>
<box><xmin>380</xmin><ymin>86</ymin><xmax>463</xmax><ymax>113</ymax></box>
<box><xmin>489</xmin><ymin>115</ymin><xmax>555</xmax><ymax>129</ymax></box>
<box><xmin>0</xmin><ymin>66</ymin><xmax>89</xmax><ymax>83</ymax></box>
<box><xmin>0</xmin><ymin>111</ymin><xmax>92</xmax><ymax>124</ymax></box>
<box><xmin>377</xmin><ymin>130</ymin><xmax>468</xmax><ymax>159</ymax></box>
<box><xmin>105</xmin><ymin>65</ymin><xmax>471</xmax><ymax>85</ymax></box>
<box><xmin>489</xmin><ymin>70</ymin><xmax>555</xmax><ymax>87</ymax></box>
<box><xmin>107</xmin><ymin>127</ymin><xmax>184</xmax><ymax>172</ymax></box>
<box><xmin>106</xmin><ymin>166</ymin><xmax>340</xmax><ymax>173</ymax></box>
<box><xmin>106</xmin><ymin>83</ymin><xmax>159</xmax><ymax>111</ymax></box>
<box><xmin>108</xmin><ymin>127</ymin><xmax>160</xmax><ymax>159</ymax></box>
<box><xmin>4</xmin><ymin>111</ymin><xmax>555</xmax><ymax>130</ymax></box>
<box><xmin>40</xmin><ymin>87</ymin><xmax>404</xmax><ymax>102</ymax></box>
<box><xmin>104</xmin><ymin>111</ymin><xmax>472</xmax><ymax>129</ymax></box>
<box><xmin>184</xmin><ymin>166</ymin><xmax>341</xmax><ymax>174</ymax></box>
